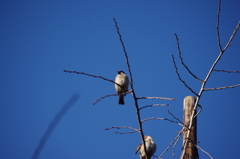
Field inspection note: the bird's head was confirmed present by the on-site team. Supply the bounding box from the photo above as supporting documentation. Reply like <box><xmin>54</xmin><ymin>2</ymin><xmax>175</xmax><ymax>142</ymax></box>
<box><xmin>118</xmin><ymin>70</ymin><xmax>125</xmax><ymax>74</ymax></box>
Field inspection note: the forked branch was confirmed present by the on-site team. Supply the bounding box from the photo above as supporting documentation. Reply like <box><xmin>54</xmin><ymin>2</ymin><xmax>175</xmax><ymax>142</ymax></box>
<box><xmin>158</xmin><ymin>128</ymin><xmax>184</xmax><ymax>158</ymax></box>
<box><xmin>172</xmin><ymin>55</ymin><xmax>198</xmax><ymax>96</ymax></box>
<box><xmin>180</xmin><ymin>1</ymin><xmax>240</xmax><ymax>158</ymax></box>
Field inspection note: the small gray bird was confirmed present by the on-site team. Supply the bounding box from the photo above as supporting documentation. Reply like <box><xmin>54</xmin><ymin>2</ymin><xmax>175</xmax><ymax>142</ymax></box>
<box><xmin>115</xmin><ymin>70</ymin><xmax>129</xmax><ymax>105</ymax></box>
<box><xmin>135</xmin><ymin>135</ymin><xmax>157</xmax><ymax>159</ymax></box>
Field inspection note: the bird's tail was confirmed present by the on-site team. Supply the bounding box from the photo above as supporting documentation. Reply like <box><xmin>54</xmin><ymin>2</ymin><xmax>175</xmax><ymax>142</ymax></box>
<box><xmin>118</xmin><ymin>95</ymin><xmax>124</xmax><ymax>105</ymax></box>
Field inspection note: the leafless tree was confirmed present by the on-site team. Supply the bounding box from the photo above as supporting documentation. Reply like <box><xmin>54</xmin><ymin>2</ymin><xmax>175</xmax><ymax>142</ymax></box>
<box><xmin>62</xmin><ymin>0</ymin><xmax>240</xmax><ymax>159</ymax></box>
<box><xmin>172</xmin><ymin>0</ymin><xmax>240</xmax><ymax>158</ymax></box>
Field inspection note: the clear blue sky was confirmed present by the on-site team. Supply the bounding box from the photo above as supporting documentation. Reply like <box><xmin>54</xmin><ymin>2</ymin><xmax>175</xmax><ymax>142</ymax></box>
<box><xmin>1</xmin><ymin>0</ymin><xmax>240</xmax><ymax>159</ymax></box>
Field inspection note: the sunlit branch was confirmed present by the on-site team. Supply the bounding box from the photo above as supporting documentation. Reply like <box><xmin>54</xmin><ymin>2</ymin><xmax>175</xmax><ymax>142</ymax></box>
<box><xmin>172</xmin><ymin>131</ymin><xmax>181</xmax><ymax>157</ymax></box>
<box><xmin>137</xmin><ymin>96</ymin><xmax>176</xmax><ymax>100</ymax></box>
<box><xmin>141</xmin><ymin>117</ymin><xmax>179</xmax><ymax>124</ymax></box>
<box><xmin>194</xmin><ymin>104</ymin><xmax>202</xmax><ymax>118</ymax></box>
<box><xmin>222</xmin><ymin>21</ymin><xmax>240</xmax><ymax>52</ymax></box>
<box><xmin>204</xmin><ymin>84</ymin><xmax>240</xmax><ymax>91</ymax></box>
<box><xmin>139</xmin><ymin>104</ymin><xmax>171</xmax><ymax>110</ymax></box>
<box><xmin>158</xmin><ymin>128</ymin><xmax>184</xmax><ymax>159</ymax></box>
<box><xmin>180</xmin><ymin>1</ymin><xmax>240</xmax><ymax>158</ymax></box>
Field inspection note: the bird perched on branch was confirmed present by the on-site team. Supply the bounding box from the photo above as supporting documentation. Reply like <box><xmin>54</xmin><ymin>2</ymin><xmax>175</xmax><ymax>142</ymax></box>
<box><xmin>135</xmin><ymin>135</ymin><xmax>157</xmax><ymax>159</ymax></box>
<box><xmin>115</xmin><ymin>70</ymin><xmax>129</xmax><ymax>105</ymax></box>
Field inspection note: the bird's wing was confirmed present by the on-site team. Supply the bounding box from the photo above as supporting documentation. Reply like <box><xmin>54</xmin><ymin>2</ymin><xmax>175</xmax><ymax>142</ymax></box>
<box><xmin>135</xmin><ymin>144</ymin><xmax>142</xmax><ymax>154</ymax></box>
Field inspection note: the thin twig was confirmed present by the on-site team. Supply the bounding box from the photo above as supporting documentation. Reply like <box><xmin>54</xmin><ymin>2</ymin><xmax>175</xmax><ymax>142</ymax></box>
<box><xmin>105</xmin><ymin>126</ymin><xmax>139</xmax><ymax>134</ymax></box>
<box><xmin>137</xmin><ymin>97</ymin><xmax>176</xmax><ymax>100</ymax></box>
<box><xmin>172</xmin><ymin>131</ymin><xmax>181</xmax><ymax>157</ymax></box>
<box><xmin>115</xmin><ymin>131</ymin><xmax>139</xmax><ymax>134</ymax></box>
<box><xmin>113</xmin><ymin>18</ymin><xmax>133</xmax><ymax>85</ymax></box>
<box><xmin>174</xmin><ymin>33</ymin><xmax>203</xmax><ymax>82</ymax></box>
<box><xmin>213</xmin><ymin>69</ymin><xmax>240</xmax><ymax>73</ymax></box>
<box><xmin>172</xmin><ymin>55</ymin><xmax>199</xmax><ymax>96</ymax></box>
<box><xmin>105</xmin><ymin>126</ymin><xmax>140</xmax><ymax>132</ymax></box>
<box><xmin>194</xmin><ymin>104</ymin><xmax>202</xmax><ymax>118</ymax></box>
<box><xmin>195</xmin><ymin>144</ymin><xmax>214</xmax><ymax>159</ymax></box>
<box><xmin>63</xmin><ymin>70</ymin><xmax>123</xmax><ymax>88</ymax></box>
<box><xmin>168</xmin><ymin>110</ymin><xmax>190</xmax><ymax>129</ymax></box>
<box><xmin>141</xmin><ymin>117</ymin><xmax>179</xmax><ymax>124</ymax></box>
<box><xmin>139</xmin><ymin>104</ymin><xmax>171</xmax><ymax>110</ymax></box>
<box><xmin>216</xmin><ymin>0</ymin><xmax>222</xmax><ymax>52</ymax></box>
<box><xmin>158</xmin><ymin>129</ymin><xmax>184</xmax><ymax>159</ymax></box>
<box><xmin>222</xmin><ymin>21</ymin><xmax>240</xmax><ymax>51</ymax></box>
<box><xmin>168</xmin><ymin>110</ymin><xmax>183</xmax><ymax>125</ymax></box>
<box><xmin>204</xmin><ymin>84</ymin><xmax>240</xmax><ymax>91</ymax></box>
<box><xmin>93</xmin><ymin>90</ymin><xmax>132</xmax><ymax>105</ymax></box>
<box><xmin>93</xmin><ymin>94</ymin><xmax>118</xmax><ymax>105</ymax></box>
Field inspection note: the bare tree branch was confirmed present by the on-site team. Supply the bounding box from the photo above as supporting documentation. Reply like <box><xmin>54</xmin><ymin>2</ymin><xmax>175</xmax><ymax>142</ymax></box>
<box><xmin>222</xmin><ymin>21</ymin><xmax>240</xmax><ymax>51</ymax></box>
<box><xmin>63</xmin><ymin>70</ymin><xmax>134</xmax><ymax>105</ymax></box>
<box><xmin>63</xmin><ymin>70</ymin><xmax>135</xmax><ymax>105</ymax></box>
<box><xmin>63</xmin><ymin>70</ymin><xmax>123</xmax><ymax>88</ymax></box>
<box><xmin>168</xmin><ymin>110</ymin><xmax>191</xmax><ymax>129</ymax></box>
<box><xmin>194</xmin><ymin>104</ymin><xmax>202</xmax><ymax>118</ymax></box>
<box><xmin>172</xmin><ymin>54</ymin><xmax>199</xmax><ymax>96</ymax></box>
<box><xmin>113</xmin><ymin>18</ymin><xmax>133</xmax><ymax>86</ymax></box>
<box><xmin>216</xmin><ymin>0</ymin><xmax>223</xmax><ymax>52</ymax></box>
<box><xmin>141</xmin><ymin>117</ymin><xmax>179</xmax><ymax>124</ymax></box>
<box><xmin>137</xmin><ymin>96</ymin><xmax>176</xmax><ymax>100</ymax></box>
<box><xmin>113</xmin><ymin>18</ymin><xmax>148</xmax><ymax>155</ymax></box>
<box><xmin>158</xmin><ymin>129</ymin><xmax>184</xmax><ymax>159</ymax></box>
<box><xmin>139</xmin><ymin>104</ymin><xmax>171</xmax><ymax>110</ymax></box>
<box><xmin>172</xmin><ymin>131</ymin><xmax>182</xmax><ymax>157</ymax></box>
<box><xmin>213</xmin><ymin>69</ymin><xmax>240</xmax><ymax>73</ymax></box>
<box><xmin>180</xmin><ymin>1</ymin><xmax>240</xmax><ymax>158</ymax></box>
<box><xmin>168</xmin><ymin>110</ymin><xmax>183</xmax><ymax>125</ymax></box>
<box><xmin>105</xmin><ymin>126</ymin><xmax>140</xmax><ymax>133</ymax></box>
<box><xmin>195</xmin><ymin>144</ymin><xmax>214</xmax><ymax>159</ymax></box>
<box><xmin>204</xmin><ymin>84</ymin><xmax>240</xmax><ymax>91</ymax></box>
<box><xmin>93</xmin><ymin>90</ymin><xmax>132</xmax><ymax>105</ymax></box>
<box><xmin>93</xmin><ymin>93</ymin><xmax>118</xmax><ymax>105</ymax></box>
<box><xmin>174</xmin><ymin>33</ymin><xmax>203</xmax><ymax>83</ymax></box>
<box><xmin>115</xmin><ymin>131</ymin><xmax>139</xmax><ymax>134</ymax></box>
